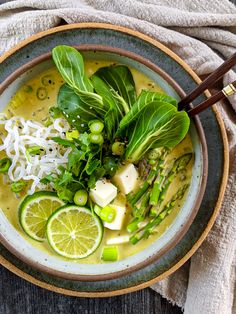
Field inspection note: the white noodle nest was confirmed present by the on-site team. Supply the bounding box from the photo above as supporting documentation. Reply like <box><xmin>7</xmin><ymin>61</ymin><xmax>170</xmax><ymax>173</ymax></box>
<box><xmin>0</xmin><ymin>114</ymin><xmax>71</xmax><ymax>194</ymax></box>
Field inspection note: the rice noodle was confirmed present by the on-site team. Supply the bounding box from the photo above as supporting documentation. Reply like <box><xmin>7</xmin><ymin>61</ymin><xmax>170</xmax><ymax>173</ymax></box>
<box><xmin>0</xmin><ymin>116</ymin><xmax>71</xmax><ymax>194</ymax></box>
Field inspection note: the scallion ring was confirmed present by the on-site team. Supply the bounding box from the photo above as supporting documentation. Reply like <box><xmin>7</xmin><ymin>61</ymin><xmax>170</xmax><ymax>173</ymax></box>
<box><xmin>89</xmin><ymin>133</ymin><xmax>104</xmax><ymax>145</ymax></box>
<box><xmin>0</xmin><ymin>157</ymin><xmax>12</xmax><ymax>173</ymax></box>
<box><xmin>11</xmin><ymin>180</ymin><xmax>27</xmax><ymax>193</ymax></box>
<box><xmin>36</xmin><ymin>87</ymin><xmax>48</xmax><ymax>100</ymax></box>
<box><xmin>89</xmin><ymin>120</ymin><xmax>104</xmax><ymax>134</ymax></box>
<box><xmin>74</xmin><ymin>190</ymin><xmax>88</xmax><ymax>206</ymax></box>
<box><xmin>101</xmin><ymin>246</ymin><xmax>118</xmax><ymax>262</ymax></box>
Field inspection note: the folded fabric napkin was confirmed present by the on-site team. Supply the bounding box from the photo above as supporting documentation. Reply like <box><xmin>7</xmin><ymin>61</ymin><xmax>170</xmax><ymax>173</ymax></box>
<box><xmin>0</xmin><ymin>1</ymin><xmax>236</xmax><ymax>313</ymax></box>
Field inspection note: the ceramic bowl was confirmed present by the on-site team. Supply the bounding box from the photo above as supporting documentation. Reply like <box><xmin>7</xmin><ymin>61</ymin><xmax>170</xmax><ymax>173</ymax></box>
<box><xmin>0</xmin><ymin>46</ymin><xmax>208</xmax><ymax>281</ymax></box>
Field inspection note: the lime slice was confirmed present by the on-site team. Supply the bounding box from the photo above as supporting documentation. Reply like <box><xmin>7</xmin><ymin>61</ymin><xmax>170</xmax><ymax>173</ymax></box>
<box><xmin>19</xmin><ymin>191</ymin><xmax>64</xmax><ymax>242</ymax></box>
<box><xmin>46</xmin><ymin>205</ymin><xmax>103</xmax><ymax>259</ymax></box>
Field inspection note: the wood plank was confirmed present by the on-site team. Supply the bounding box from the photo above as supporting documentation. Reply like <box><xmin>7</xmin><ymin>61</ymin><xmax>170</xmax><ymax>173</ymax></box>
<box><xmin>0</xmin><ymin>265</ymin><xmax>182</xmax><ymax>314</ymax></box>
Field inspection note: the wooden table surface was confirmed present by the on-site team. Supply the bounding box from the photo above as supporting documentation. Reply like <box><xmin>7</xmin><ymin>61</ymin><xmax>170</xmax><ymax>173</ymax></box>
<box><xmin>0</xmin><ymin>0</ymin><xmax>235</xmax><ymax>313</ymax></box>
<box><xmin>0</xmin><ymin>265</ymin><xmax>182</xmax><ymax>314</ymax></box>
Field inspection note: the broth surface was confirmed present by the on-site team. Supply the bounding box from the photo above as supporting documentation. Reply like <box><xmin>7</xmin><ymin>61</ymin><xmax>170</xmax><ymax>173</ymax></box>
<box><xmin>0</xmin><ymin>61</ymin><xmax>193</xmax><ymax>263</ymax></box>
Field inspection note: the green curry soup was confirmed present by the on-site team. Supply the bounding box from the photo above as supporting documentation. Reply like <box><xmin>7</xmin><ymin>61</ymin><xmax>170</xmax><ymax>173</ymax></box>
<box><xmin>0</xmin><ymin>59</ymin><xmax>193</xmax><ymax>263</ymax></box>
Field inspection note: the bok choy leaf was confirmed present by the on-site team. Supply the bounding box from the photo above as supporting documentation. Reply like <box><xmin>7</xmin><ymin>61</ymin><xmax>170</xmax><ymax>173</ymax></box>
<box><xmin>94</xmin><ymin>65</ymin><xmax>136</xmax><ymax>111</ymax></box>
<box><xmin>57</xmin><ymin>84</ymin><xmax>97</xmax><ymax>132</ymax></box>
<box><xmin>52</xmin><ymin>45</ymin><xmax>105</xmax><ymax>116</ymax></box>
<box><xmin>117</xmin><ymin>90</ymin><xmax>177</xmax><ymax>134</ymax></box>
<box><xmin>91</xmin><ymin>75</ymin><xmax>125</xmax><ymax>140</ymax></box>
<box><xmin>125</xmin><ymin>102</ymin><xmax>190</xmax><ymax>163</ymax></box>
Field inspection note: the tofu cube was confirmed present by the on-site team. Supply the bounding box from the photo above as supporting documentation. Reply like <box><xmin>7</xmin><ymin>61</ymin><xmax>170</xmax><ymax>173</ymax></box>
<box><xmin>104</xmin><ymin>204</ymin><xmax>126</xmax><ymax>230</ymax></box>
<box><xmin>90</xmin><ymin>179</ymin><xmax>117</xmax><ymax>207</ymax></box>
<box><xmin>113</xmin><ymin>163</ymin><xmax>139</xmax><ymax>194</ymax></box>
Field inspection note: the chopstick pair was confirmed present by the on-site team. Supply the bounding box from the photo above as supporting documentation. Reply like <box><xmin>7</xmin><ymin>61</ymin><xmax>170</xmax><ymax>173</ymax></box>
<box><xmin>178</xmin><ymin>52</ymin><xmax>236</xmax><ymax>117</ymax></box>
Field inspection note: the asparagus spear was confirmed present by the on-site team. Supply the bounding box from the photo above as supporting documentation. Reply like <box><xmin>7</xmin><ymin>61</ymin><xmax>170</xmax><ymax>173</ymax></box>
<box><xmin>127</xmin><ymin>217</ymin><xmax>148</xmax><ymax>233</ymax></box>
<box><xmin>130</xmin><ymin>183</ymin><xmax>189</xmax><ymax>244</ymax></box>
<box><xmin>127</xmin><ymin>189</ymin><xmax>151</xmax><ymax>232</ymax></box>
<box><xmin>133</xmin><ymin>189</ymin><xmax>151</xmax><ymax>217</ymax></box>
<box><xmin>149</xmin><ymin>153</ymin><xmax>192</xmax><ymax>209</ymax></box>
<box><xmin>127</xmin><ymin>148</ymin><xmax>169</xmax><ymax>207</ymax></box>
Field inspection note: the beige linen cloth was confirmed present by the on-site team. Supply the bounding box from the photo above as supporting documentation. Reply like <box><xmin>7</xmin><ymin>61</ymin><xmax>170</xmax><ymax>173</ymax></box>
<box><xmin>0</xmin><ymin>0</ymin><xmax>236</xmax><ymax>313</ymax></box>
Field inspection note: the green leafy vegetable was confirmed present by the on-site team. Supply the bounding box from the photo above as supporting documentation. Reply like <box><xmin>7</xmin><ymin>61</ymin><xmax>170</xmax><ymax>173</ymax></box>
<box><xmin>52</xmin><ymin>45</ymin><xmax>93</xmax><ymax>92</ymax></box>
<box><xmin>57</xmin><ymin>170</ymin><xmax>74</xmax><ymax>186</ymax></box>
<box><xmin>40</xmin><ymin>175</ymin><xmax>55</xmax><ymax>185</ymax></box>
<box><xmin>48</xmin><ymin>45</ymin><xmax>191</xmax><ymax>208</ymax></box>
<box><xmin>125</xmin><ymin>102</ymin><xmax>190</xmax><ymax>162</ymax></box>
<box><xmin>57</xmin><ymin>84</ymin><xmax>97</xmax><ymax>131</ymax></box>
<box><xmin>95</xmin><ymin>65</ymin><xmax>136</xmax><ymax>110</ymax></box>
<box><xmin>85</xmin><ymin>159</ymin><xmax>101</xmax><ymax>175</ymax></box>
<box><xmin>67</xmin><ymin>148</ymin><xmax>85</xmax><ymax>176</ymax></box>
<box><xmin>91</xmin><ymin>75</ymin><xmax>124</xmax><ymax>140</ymax></box>
<box><xmin>11</xmin><ymin>180</ymin><xmax>27</xmax><ymax>193</ymax></box>
<box><xmin>117</xmin><ymin>90</ymin><xmax>177</xmax><ymax>134</ymax></box>
<box><xmin>56</xmin><ymin>188</ymin><xmax>74</xmax><ymax>203</ymax></box>
<box><xmin>49</xmin><ymin>106</ymin><xmax>62</xmax><ymax>119</ymax></box>
<box><xmin>52</xmin><ymin>45</ymin><xmax>105</xmax><ymax>116</ymax></box>
<box><xmin>52</xmin><ymin>137</ymin><xmax>76</xmax><ymax>149</ymax></box>
<box><xmin>103</xmin><ymin>156</ymin><xmax>119</xmax><ymax>177</ymax></box>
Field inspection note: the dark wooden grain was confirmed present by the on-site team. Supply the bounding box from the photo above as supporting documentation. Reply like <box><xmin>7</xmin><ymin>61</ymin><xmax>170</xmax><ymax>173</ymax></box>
<box><xmin>0</xmin><ymin>265</ymin><xmax>182</xmax><ymax>314</ymax></box>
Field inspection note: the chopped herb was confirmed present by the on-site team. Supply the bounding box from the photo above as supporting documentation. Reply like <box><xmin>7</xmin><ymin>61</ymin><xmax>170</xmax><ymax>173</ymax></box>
<box><xmin>11</xmin><ymin>180</ymin><xmax>27</xmax><ymax>193</ymax></box>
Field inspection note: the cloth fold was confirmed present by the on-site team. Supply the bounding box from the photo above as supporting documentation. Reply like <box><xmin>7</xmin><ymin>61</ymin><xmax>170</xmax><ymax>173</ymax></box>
<box><xmin>0</xmin><ymin>1</ymin><xmax>236</xmax><ymax>313</ymax></box>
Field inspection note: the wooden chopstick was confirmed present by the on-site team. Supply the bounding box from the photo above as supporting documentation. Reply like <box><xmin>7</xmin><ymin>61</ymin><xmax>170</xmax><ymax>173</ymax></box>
<box><xmin>187</xmin><ymin>81</ymin><xmax>236</xmax><ymax>117</ymax></box>
<box><xmin>178</xmin><ymin>52</ymin><xmax>236</xmax><ymax>111</ymax></box>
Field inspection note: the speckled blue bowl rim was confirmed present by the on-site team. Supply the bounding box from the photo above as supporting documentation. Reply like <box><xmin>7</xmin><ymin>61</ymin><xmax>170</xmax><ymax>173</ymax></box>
<box><xmin>0</xmin><ymin>24</ymin><xmax>229</xmax><ymax>297</ymax></box>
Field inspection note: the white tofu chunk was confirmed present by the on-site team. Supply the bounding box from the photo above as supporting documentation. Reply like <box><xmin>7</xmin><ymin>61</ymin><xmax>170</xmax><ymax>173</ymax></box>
<box><xmin>90</xmin><ymin>179</ymin><xmax>117</xmax><ymax>207</ymax></box>
<box><xmin>113</xmin><ymin>163</ymin><xmax>139</xmax><ymax>194</ymax></box>
<box><xmin>104</xmin><ymin>204</ymin><xmax>126</xmax><ymax>230</ymax></box>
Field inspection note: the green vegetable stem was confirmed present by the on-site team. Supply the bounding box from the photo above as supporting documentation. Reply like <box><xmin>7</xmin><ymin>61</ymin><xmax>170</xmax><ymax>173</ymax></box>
<box><xmin>101</xmin><ymin>246</ymin><xmax>118</xmax><ymax>261</ymax></box>
<box><xmin>149</xmin><ymin>153</ymin><xmax>192</xmax><ymax>215</ymax></box>
<box><xmin>130</xmin><ymin>184</ymin><xmax>189</xmax><ymax>244</ymax></box>
<box><xmin>127</xmin><ymin>148</ymin><xmax>168</xmax><ymax>208</ymax></box>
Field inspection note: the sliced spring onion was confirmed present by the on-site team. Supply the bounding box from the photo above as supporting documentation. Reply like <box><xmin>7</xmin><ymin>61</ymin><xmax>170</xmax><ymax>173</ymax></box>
<box><xmin>89</xmin><ymin>133</ymin><xmax>104</xmax><ymax>145</ymax></box>
<box><xmin>94</xmin><ymin>205</ymin><xmax>116</xmax><ymax>223</ymax></box>
<box><xmin>27</xmin><ymin>146</ymin><xmax>43</xmax><ymax>156</ymax></box>
<box><xmin>106</xmin><ymin>235</ymin><xmax>129</xmax><ymax>245</ymax></box>
<box><xmin>94</xmin><ymin>204</ymin><xmax>102</xmax><ymax>216</ymax></box>
<box><xmin>89</xmin><ymin>120</ymin><xmax>104</xmax><ymax>134</ymax></box>
<box><xmin>11</xmin><ymin>180</ymin><xmax>27</xmax><ymax>193</ymax></box>
<box><xmin>41</xmin><ymin>74</ymin><xmax>54</xmax><ymax>86</ymax></box>
<box><xmin>26</xmin><ymin>146</ymin><xmax>44</xmax><ymax>162</ymax></box>
<box><xmin>74</xmin><ymin>190</ymin><xmax>88</xmax><ymax>206</ymax></box>
<box><xmin>99</xmin><ymin>206</ymin><xmax>116</xmax><ymax>223</ymax></box>
<box><xmin>23</xmin><ymin>85</ymin><xmax>33</xmax><ymax>93</ymax></box>
<box><xmin>111</xmin><ymin>142</ymin><xmax>125</xmax><ymax>156</ymax></box>
<box><xmin>49</xmin><ymin>107</ymin><xmax>62</xmax><ymax>118</ymax></box>
<box><xmin>0</xmin><ymin>157</ymin><xmax>12</xmax><ymax>173</ymax></box>
<box><xmin>101</xmin><ymin>246</ymin><xmax>118</xmax><ymax>262</ymax></box>
<box><xmin>36</xmin><ymin>87</ymin><xmax>48</xmax><ymax>100</ymax></box>
<box><xmin>66</xmin><ymin>130</ymin><xmax>79</xmax><ymax>141</ymax></box>
<box><xmin>43</xmin><ymin>117</ymin><xmax>53</xmax><ymax>127</ymax></box>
